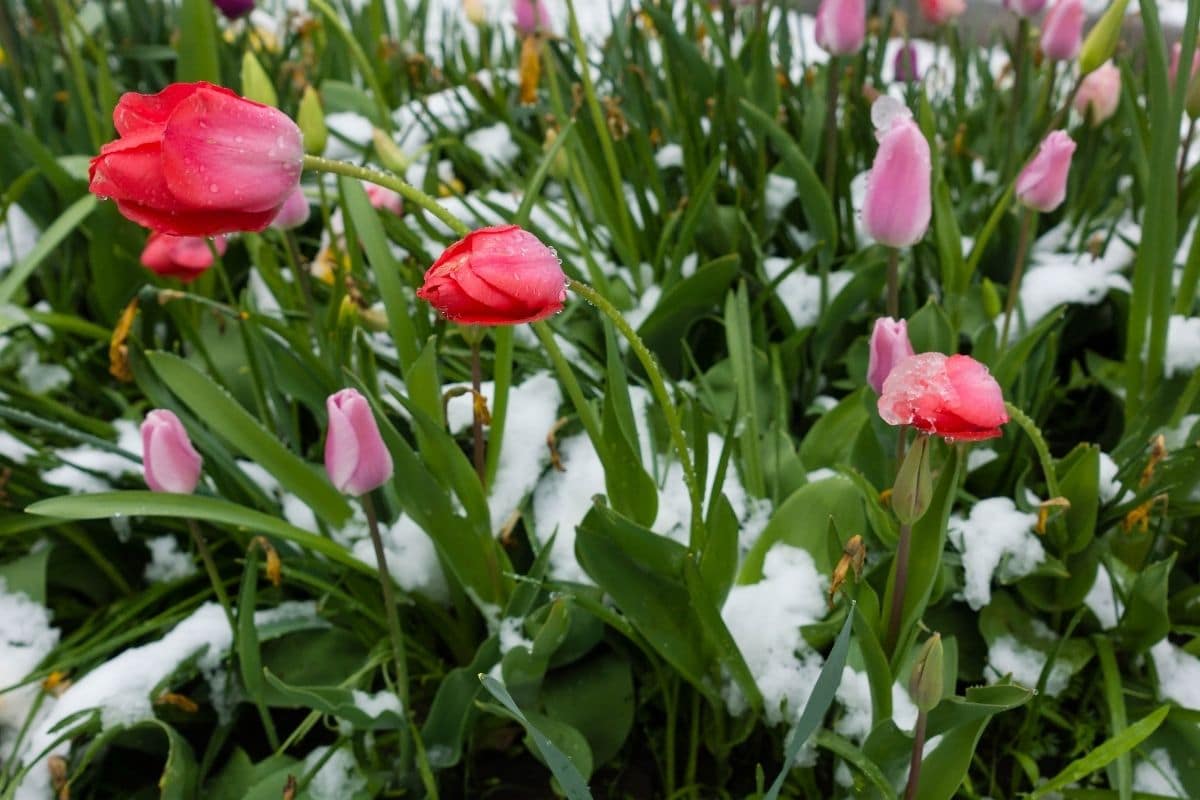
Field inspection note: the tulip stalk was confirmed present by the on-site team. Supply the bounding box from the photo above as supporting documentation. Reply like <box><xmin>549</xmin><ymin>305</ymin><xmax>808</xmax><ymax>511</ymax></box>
<box><xmin>465</xmin><ymin>327</ymin><xmax>489</xmax><ymax>485</ymax></box>
<box><xmin>823</xmin><ymin>56</ymin><xmax>842</xmax><ymax>196</ymax></box>
<box><xmin>360</xmin><ymin>493</ymin><xmax>409</xmax><ymax>698</ymax></box>
<box><xmin>187</xmin><ymin>519</ymin><xmax>236</xmax><ymax>632</ymax></box>
<box><xmin>1004</xmin><ymin>20</ymin><xmax>1030</xmax><ymax>181</ymax></box>
<box><xmin>886</xmin><ymin>248</ymin><xmax>901</xmax><ymax>318</ymax></box>
<box><xmin>1001</xmin><ymin>208</ymin><xmax>1035</xmax><ymax>349</ymax></box>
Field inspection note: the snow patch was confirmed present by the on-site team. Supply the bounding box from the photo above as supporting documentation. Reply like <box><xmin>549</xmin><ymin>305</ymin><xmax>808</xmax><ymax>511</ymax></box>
<box><xmin>948</xmin><ymin>498</ymin><xmax>1044</xmax><ymax>610</ymax></box>
<box><xmin>143</xmin><ymin>536</ymin><xmax>198</xmax><ymax>584</ymax></box>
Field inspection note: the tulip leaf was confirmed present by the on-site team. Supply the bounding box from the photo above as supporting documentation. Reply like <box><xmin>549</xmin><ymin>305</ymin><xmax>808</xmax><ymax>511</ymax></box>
<box><xmin>176</xmin><ymin>0</ymin><xmax>220</xmax><ymax>84</ymax></box>
<box><xmin>261</xmin><ymin>669</ymin><xmax>405</xmax><ymax>731</ymax></box>
<box><xmin>1029</xmin><ymin>706</ymin><xmax>1171</xmax><ymax>799</ymax></box>
<box><xmin>144</xmin><ymin>351</ymin><xmax>353</xmax><ymax>527</ymax></box>
<box><xmin>0</xmin><ymin>194</ymin><xmax>97</xmax><ymax>305</ymax></box>
<box><xmin>24</xmin><ymin>491</ymin><xmax>372</xmax><ymax>575</ymax></box>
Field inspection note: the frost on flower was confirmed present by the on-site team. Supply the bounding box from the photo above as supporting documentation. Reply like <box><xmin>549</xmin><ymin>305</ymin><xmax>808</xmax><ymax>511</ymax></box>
<box><xmin>948</xmin><ymin>498</ymin><xmax>1044</xmax><ymax>610</ymax></box>
<box><xmin>720</xmin><ymin>545</ymin><xmax>827</xmax><ymax>729</ymax></box>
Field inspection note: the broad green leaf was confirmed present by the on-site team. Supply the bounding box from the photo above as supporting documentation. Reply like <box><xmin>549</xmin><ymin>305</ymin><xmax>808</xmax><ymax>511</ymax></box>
<box><xmin>175</xmin><ymin>0</ymin><xmax>220</xmax><ymax>83</ymax></box>
<box><xmin>799</xmin><ymin>388</ymin><xmax>870</xmax><ymax>472</ymax></box>
<box><xmin>1117</xmin><ymin>555</ymin><xmax>1175</xmax><ymax>653</ymax></box>
<box><xmin>262</xmin><ymin>669</ymin><xmax>404</xmax><ymax>730</ymax></box>
<box><xmin>739</xmin><ymin>476</ymin><xmax>866</xmax><ymax>580</ymax></box>
<box><xmin>540</xmin><ymin>651</ymin><xmax>635</xmax><ymax>767</ymax></box>
<box><xmin>0</xmin><ymin>546</ymin><xmax>51</xmax><ymax>603</ymax></box>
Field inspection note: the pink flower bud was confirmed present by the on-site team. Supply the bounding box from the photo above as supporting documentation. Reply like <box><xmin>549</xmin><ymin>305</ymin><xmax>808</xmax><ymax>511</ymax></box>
<box><xmin>1040</xmin><ymin>0</ymin><xmax>1085</xmax><ymax>61</ymax></box>
<box><xmin>1074</xmin><ymin>61</ymin><xmax>1121</xmax><ymax>125</ymax></box>
<box><xmin>1016</xmin><ymin>130</ymin><xmax>1076</xmax><ymax>213</ymax></box>
<box><xmin>140</xmin><ymin>232</ymin><xmax>227</xmax><ymax>282</ymax></box>
<box><xmin>878</xmin><ymin>353</ymin><xmax>1009</xmax><ymax>442</ymax></box>
<box><xmin>513</xmin><ymin>0</ymin><xmax>551</xmax><ymax>35</ymax></box>
<box><xmin>815</xmin><ymin>0</ymin><xmax>866</xmax><ymax>55</ymax></box>
<box><xmin>894</xmin><ymin>44</ymin><xmax>921</xmax><ymax>82</ymax></box>
<box><xmin>364</xmin><ymin>183</ymin><xmax>404</xmax><ymax>216</ymax></box>
<box><xmin>1169</xmin><ymin>43</ymin><xmax>1199</xmax><ymax>90</ymax></box>
<box><xmin>417</xmin><ymin>225</ymin><xmax>567</xmax><ymax>325</ymax></box>
<box><xmin>868</xmin><ymin>317</ymin><xmax>916</xmax><ymax>394</ymax></box>
<box><xmin>325</xmin><ymin>389</ymin><xmax>394</xmax><ymax>496</ymax></box>
<box><xmin>862</xmin><ymin>111</ymin><xmax>932</xmax><ymax>248</ymax></box>
<box><xmin>270</xmin><ymin>187</ymin><xmax>311</xmax><ymax>230</ymax></box>
<box><xmin>1005</xmin><ymin>0</ymin><xmax>1047</xmax><ymax>18</ymax></box>
<box><xmin>141</xmin><ymin>410</ymin><xmax>204</xmax><ymax>494</ymax></box>
<box><xmin>919</xmin><ymin>0</ymin><xmax>965</xmax><ymax>26</ymax></box>
<box><xmin>211</xmin><ymin>0</ymin><xmax>254</xmax><ymax>19</ymax></box>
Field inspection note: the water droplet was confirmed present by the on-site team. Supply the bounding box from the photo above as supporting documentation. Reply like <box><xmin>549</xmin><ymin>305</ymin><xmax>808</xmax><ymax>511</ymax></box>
<box><xmin>209</xmin><ymin>183</ymin><xmax>219</xmax><ymax>193</ymax></box>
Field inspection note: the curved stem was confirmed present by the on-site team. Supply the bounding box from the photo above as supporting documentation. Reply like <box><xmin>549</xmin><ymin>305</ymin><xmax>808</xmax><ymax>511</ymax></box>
<box><xmin>1001</xmin><ymin>208</ymin><xmax>1036</xmax><ymax>349</ymax></box>
<box><xmin>567</xmin><ymin>278</ymin><xmax>704</xmax><ymax>549</ymax></box>
<box><xmin>302</xmin><ymin>155</ymin><xmax>470</xmax><ymax>239</ymax></box>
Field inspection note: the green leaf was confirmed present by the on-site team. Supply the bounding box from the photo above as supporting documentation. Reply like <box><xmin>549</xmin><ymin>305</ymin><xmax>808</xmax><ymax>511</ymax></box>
<box><xmin>262</xmin><ymin>669</ymin><xmax>404</xmax><ymax>730</ymax></box>
<box><xmin>540</xmin><ymin>650</ymin><xmax>635</xmax><ymax>767</ymax></box>
<box><xmin>25</xmin><ymin>492</ymin><xmax>370</xmax><ymax>576</ymax></box>
<box><xmin>0</xmin><ymin>546</ymin><xmax>51</xmax><ymax>604</ymax></box>
<box><xmin>479</xmin><ymin>674</ymin><xmax>594</xmax><ymax>800</ymax></box>
<box><xmin>0</xmin><ymin>194</ymin><xmax>97</xmax><ymax>305</ymax></box>
<box><xmin>1117</xmin><ymin>555</ymin><xmax>1175</xmax><ymax>653</ymax></box>
<box><xmin>175</xmin><ymin>0</ymin><xmax>220</xmax><ymax>83</ymax></box>
<box><xmin>145</xmin><ymin>351</ymin><xmax>353</xmax><ymax>527</ymax></box>
<box><xmin>763</xmin><ymin>605</ymin><xmax>855</xmax><ymax>800</ymax></box>
<box><xmin>1030</xmin><ymin>706</ymin><xmax>1171</xmax><ymax>799</ymax></box>
<box><xmin>798</xmin><ymin>388</ymin><xmax>870</xmax><ymax>472</ymax></box>
<box><xmin>814</xmin><ymin>730</ymin><xmax>897</xmax><ymax>799</ymax></box>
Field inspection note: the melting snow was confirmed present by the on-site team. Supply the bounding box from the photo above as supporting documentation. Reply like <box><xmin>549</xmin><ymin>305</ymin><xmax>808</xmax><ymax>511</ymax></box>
<box><xmin>143</xmin><ymin>536</ymin><xmax>198</xmax><ymax>584</ymax></box>
<box><xmin>1150</xmin><ymin>639</ymin><xmax>1200</xmax><ymax>711</ymax></box>
<box><xmin>986</xmin><ymin>632</ymin><xmax>1072</xmax><ymax>696</ymax></box>
<box><xmin>948</xmin><ymin>498</ymin><xmax>1044</xmax><ymax>610</ymax></box>
<box><xmin>1133</xmin><ymin>748</ymin><xmax>1187</xmax><ymax>798</ymax></box>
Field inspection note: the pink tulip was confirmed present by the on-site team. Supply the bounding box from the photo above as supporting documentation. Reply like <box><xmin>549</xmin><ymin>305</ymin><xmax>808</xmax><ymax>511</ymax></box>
<box><xmin>1170</xmin><ymin>43</ymin><xmax>1199</xmax><ymax>89</ymax></box>
<box><xmin>140</xmin><ymin>232</ymin><xmax>227</xmax><ymax>282</ymax></box>
<box><xmin>894</xmin><ymin>44</ymin><xmax>921</xmax><ymax>82</ymax></box>
<box><xmin>1016</xmin><ymin>130</ymin><xmax>1076</xmax><ymax>213</ymax></box>
<box><xmin>364</xmin><ymin>183</ymin><xmax>404</xmax><ymax>217</ymax></box>
<box><xmin>1074</xmin><ymin>62</ymin><xmax>1121</xmax><ymax>125</ymax></box>
<box><xmin>270</xmin><ymin>187</ymin><xmax>311</xmax><ymax>230</ymax></box>
<box><xmin>1005</xmin><ymin>0</ymin><xmax>1047</xmax><ymax>18</ymax></box>
<box><xmin>142</xmin><ymin>410</ymin><xmax>204</xmax><ymax>494</ymax></box>
<box><xmin>868</xmin><ymin>318</ymin><xmax>916</xmax><ymax>394</ymax></box>
<box><xmin>919</xmin><ymin>0</ymin><xmax>965</xmax><ymax>26</ymax></box>
<box><xmin>878</xmin><ymin>353</ymin><xmax>1009</xmax><ymax>441</ymax></box>
<box><xmin>1040</xmin><ymin>0</ymin><xmax>1085</xmax><ymax>61</ymax></box>
<box><xmin>815</xmin><ymin>0</ymin><xmax>866</xmax><ymax>55</ymax></box>
<box><xmin>325</xmin><ymin>389</ymin><xmax>394</xmax><ymax>496</ymax></box>
<box><xmin>862</xmin><ymin>111</ymin><xmax>931</xmax><ymax>248</ymax></box>
<box><xmin>513</xmin><ymin>0</ymin><xmax>551</xmax><ymax>35</ymax></box>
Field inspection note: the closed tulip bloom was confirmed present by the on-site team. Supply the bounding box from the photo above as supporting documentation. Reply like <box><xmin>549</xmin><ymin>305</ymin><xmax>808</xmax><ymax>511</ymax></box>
<box><xmin>1004</xmin><ymin>0</ymin><xmax>1047</xmax><ymax>17</ymax></box>
<box><xmin>513</xmin><ymin>0</ymin><xmax>551</xmax><ymax>35</ymax></box>
<box><xmin>270</xmin><ymin>187</ymin><xmax>310</xmax><ymax>230</ymax></box>
<box><xmin>325</xmin><ymin>389</ymin><xmax>394</xmax><ymax>496</ymax></box>
<box><xmin>878</xmin><ymin>352</ymin><xmax>1009</xmax><ymax>441</ymax></box>
<box><xmin>919</xmin><ymin>0</ymin><xmax>965</xmax><ymax>26</ymax></box>
<box><xmin>142</xmin><ymin>410</ymin><xmax>204</xmax><ymax>494</ymax></box>
<box><xmin>417</xmin><ymin>225</ymin><xmax>567</xmax><ymax>325</ymax></box>
<box><xmin>1016</xmin><ymin>130</ymin><xmax>1076</xmax><ymax>213</ymax></box>
<box><xmin>364</xmin><ymin>183</ymin><xmax>404</xmax><ymax>216</ymax></box>
<box><xmin>1040</xmin><ymin>0</ymin><xmax>1085</xmax><ymax>61</ymax></box>
<box><xmin>211</xmin><ymin>0</ymin><xmax>254</xmax><ymax>18</ymax></box>
<box><xmin>862</xmin><ymin>110</ymin><xmax>932</xmax><ymax>248</ymax></box>
<box><xmin>1074</xmin><ymin>62</ymin><xmax>1121</xmax><ymax>125</ymax></box>
<box><xmin>89</xmin><ymin>82</ymin><xmax>304</xmax><ymax>236</ymax></box>
<box><xmin>815</xmin><ymin>0</ymin><xmax>866</xmax><ymax>55</ymax></box>
<box><xmin>894</xmin><ymin>44</ymin><xmax>921</xmax><ymax>82</ymax></box>
<box><xmin>140</xmin><ymin>232</ymin><xmax>227</xmax><ymax>282</ymax></box>
<box><xmin>868</xmin><ymin>317</ymin><xmax>916</xmax><ymax>394</ymax></box>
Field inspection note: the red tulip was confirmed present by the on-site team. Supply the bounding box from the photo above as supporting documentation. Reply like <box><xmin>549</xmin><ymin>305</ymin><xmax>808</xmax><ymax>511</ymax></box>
<box><xmin>140</xmin><ymin>232</ymin><xmax>227</xmax><ymax>282</ymax></box>
<box><xmin>877</xmin><ymin>352</ymin><xmax>1009</xmax><ymax>442</ymax></box>
<box><xmin>417</xmin><ymin>225</ymin><xmax>567</xmax><ymax>325</ymax></box>
<box><xmin>919</xmin><ymin>0</ymin><xmax>965</xmax><ymax>26</ymax></box>
<box><xmin>142</xmin><ymin>410</ymin><xmax>204</xmax><ymax>494</ymax></box>
<box><xmin>89</xmin><ymin>82</ymin><xmax>303</xmax><ymax>236</ymax></box>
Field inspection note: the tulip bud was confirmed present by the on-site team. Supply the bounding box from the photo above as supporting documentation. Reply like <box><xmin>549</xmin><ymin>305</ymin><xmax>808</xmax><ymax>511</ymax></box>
<box><xmin>141</xmin><ymin>410</ymin><xmax>203</xmax><ymax>494</ymax></box>
<box><xmin>981</xmin><ymin>278</ymin><xmax>1003</xmax><ymax>319</ymax></box>
<box><xmin>514</xmin><ymin>0</ymin><xmax>551</xmax><ymax>36</ymax></box>
<box><xmin>372</xmin><ymin>129</ymin><xmax>411</xmax><ymax>173</ymax></box>
<box><xmin>815</xmin><ymin>0</ymin><xmax>866</xmax><ymax>55</ymax></box>
<box><xmin>909</xmin><ymin>633</ymin><xmax>944</xmax><ymax>713</ymax></box>
<box><xmin>894</xmin><ymin>44</ymin><xmax>920</xmax><ymax>82</ymax></box>
<box><xmin>868</xmin><ymin>317</ymin><xmax>916</xmax><ymax>394</ymax></box>
<box><xmin>297</xmin><ymin>86</ymin><xmax>328</xmax><ymax>156</ymax></box>
<box><xmin>1005</xmin><ymin>0</ymin><xmax>1048</xmax><ymax>18</ymax></box>
<box><xmin>918</xmin><ymin>0</ymin><xmax>965</xmax><ymax>26</ymax></box>
<box><xmin>270</xmin><ymin>187</ymin><xmax>310</xmax><ymax>230</ymax></box>
<box><xmin>1079</xmin><ymin>0</ymin><xmax>1130</xmax><ymax>76</ymax></box>
<box><xmin>324</xmin><ymin>389</ymin><xmax>394</xmax><ymax>496</ymax></box>
<box><xmin>463</xmin><ymin>0</ymin><xmax>487</xmax><ymax>24</ymax></box>
<box><xmin>211</xmin><ymin>0</ymin><xmax>254</xmax><ymax>19</ymax></box>
<box><xmin>862</xmin><ymin>99</ymin><xmax>931</xmax><ymax>248</ymax></box>
<box><xmin>1016</xmin><ymin>130</ymin><xmax>1076</xmax><ymax>213</ymax></box>
<box><xmin>1040</xmin><ymin>0</ymin><xmax>1085</xmax><ymax>62</ymax></box>
<box><xmin>364</xmin><ymin>183</ymin><xmax>404</xmax><ymax>216</ymax></box>
<box><xmin>240</xmin><ymin>51</ymin><xmax>278</xmax><ymax>107</ymax></box>
<box><xmin>1074</xmin><ymin>61</ymin><xmax>1121</xmax><ymax>125</ymax></box>
<box><xmin>892</xmin><ymin>434</ymin><xmax>933</xmax><ymax>525</ymax></box>
<box><xmin>140</xmin><ymin>232</ymin><xmax>227</xmax><ymax>282</ymax></box>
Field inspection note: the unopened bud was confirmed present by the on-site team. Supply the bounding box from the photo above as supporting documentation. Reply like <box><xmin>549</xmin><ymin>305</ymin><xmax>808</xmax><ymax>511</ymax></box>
<box><xmin>893</xmin><ymin>435</ymin><xmax>933</xmax><ymax>525</ymax></box>
<box><xmin>1078</xmin><ymin>0</ymin><xmax>1129</xmax><ymax>76</ymax></box>
<box><xmin>372</xmin><ymin>128</ymin><xmax>411</xmax><ymax>173</ymax></box>
<box><xmin>241</xmin><ymin>52</ymin><xmax>278</xmax><ymax>107</ymax></box>
<box><xmin>909</xmin><ymin>632</ymin><xmax>944</xmax><ymax>712</ymax></box>
<box><xmin>297</xmin><ymin>86</ymin><xmax>328</xmax><ymax>156</ymax></box>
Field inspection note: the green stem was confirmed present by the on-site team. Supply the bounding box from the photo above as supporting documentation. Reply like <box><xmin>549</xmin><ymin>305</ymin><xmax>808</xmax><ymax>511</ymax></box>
<box><xmin>886</xmin><ymin>247</ymin><xmax>901</xmax><ymax>318</ymax></box>
<box><xmin>469</xmin><ymin>334</ymin><xmax>487</xmax><ymax>486</ymax></box>
<box><xmin>1004</xmin><ymin>19</ymin><xmax>1029</xmax><ymax>181</ymax></box>
<box><xmin>1001</xmin><ymin>208</ymin><xmax>1036</xmax><ymax>350</ymax></box>
<box><xmin>823</xmin><ymin>56</ymin><xmax>841</xmax><ymax>198</ymax></box>
<box><xmin>903</xmin><ymin>710</ymin><xmax>928</xmax><ymax>800</ymax></box>
<box><xmin>186</xmin><ymin>519</ymin><xmax>235</xmax><ymax>633</ymax></box>
<box><xmin>885</xmin><ymin>522</ymin><xmax>912</xmax><ymax>654</ymax></box>
<box><xmin>567</xmin><ymin>278</ymin><xmax>704</xmax><ymax>549</ymax></box>
<box><xmin>302</xmin><ymin>155</ymin><xmax>470</xmax><ymax>239</ymax></box>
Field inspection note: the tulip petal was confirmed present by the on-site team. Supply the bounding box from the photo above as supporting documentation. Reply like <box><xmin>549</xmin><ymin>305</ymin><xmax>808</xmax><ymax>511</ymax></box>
<box><xmin>945</xmin><ymin>355</ymin><xmax>1009</xmax><ymax>428</ymax></box>
<box><xmin>112</xmin><ymin>82</ymin><xmax>217</xmax><ymax>137</ymax></box>
<box><xmin>325</xmin><ymin>401</ymin><xmax>361</xmax><ymax>494</ymax></box>
<box><xmin>89</xmin><ymin>132</ymin><xmax>175</xmax><ymax>209</ymax></box>
<box><xmin>161</xmin><ymin>87</ymin><xmax>303</xmax><ymax>213</ymax></box>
